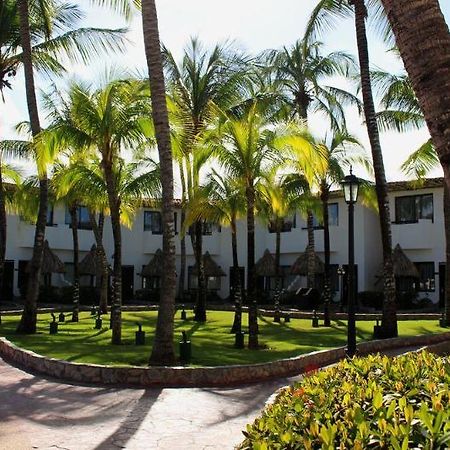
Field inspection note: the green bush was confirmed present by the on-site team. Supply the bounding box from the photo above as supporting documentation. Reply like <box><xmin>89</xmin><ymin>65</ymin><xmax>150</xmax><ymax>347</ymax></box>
<box><xmin>240</xmin><ymin>352</ymin><xmax>450</xmax><ymax>449</ymax></box>
<box><xmin>358</xmin><ymin>290</ymin><xmax>384</xmax><ymax>310</ymax></box>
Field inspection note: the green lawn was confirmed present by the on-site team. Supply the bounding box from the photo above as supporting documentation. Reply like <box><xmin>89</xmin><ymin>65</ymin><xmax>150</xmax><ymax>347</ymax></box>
<box><xmin>0</xmin><ymin>311</ymin><xmax>444</xmax><ymax>367</ymax></box>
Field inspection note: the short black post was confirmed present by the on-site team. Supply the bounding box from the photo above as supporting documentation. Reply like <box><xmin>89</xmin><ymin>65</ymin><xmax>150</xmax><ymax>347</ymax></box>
<box><xmin>373</xmin><ymin>318</ymin><xmax>383</xmax><ymax>339</ymax></box>
<box><xmin>181</xmin><ymin>305</ymin><xmax>187</xmax><ymax>320</ymax></box>
<box><xmin>49</xmin><ymin>313</ymin><xmax>58</xmax><ymax>334</ymax></box>
<box><xmin>234</xmin><ymin>331</ymin><xmax>245</xmax><ymax>349</ymax></box>
<box><xmin>94</xmin><ymin>310</ymin><xmax>102</xmax><ymax>329</ymax></box>
<box><xmin>91</xmin><ymin>304</ymin><xmax>97</xmax><ymax>316</ymax></box>
<box><xmin>284</xmin><ymin>313</ymin><xmax>291</xmax><ymax>323</ymax></box>
<box><xmin>135</xmin><ymin>323</ymin><xmax>146</xmax><ymax>345</ymax></box>
<box><xmin>311</xmin><ymin>310</ymin><xmax>319</xmax><ymax>328</ymax></box>
<box><xmin>439</xmin><ymin>312</ymin><xmax>447</xmax><ymax>328</ymax></box>
<box><xmin>179</xmin><ymin>331</ymin><xmax>191</xmax><ymax>363</ymax></box>
<box><xmin>58</xmin><ymin>312</ymin><xmax>65</xmax><ymax>323</ymax></box>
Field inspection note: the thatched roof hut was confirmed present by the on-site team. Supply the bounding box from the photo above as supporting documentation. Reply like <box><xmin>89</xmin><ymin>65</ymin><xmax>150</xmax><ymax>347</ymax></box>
<box><xmin>191</xmin><ymin>252</ymin><xmax>226</xmax><ymax>277</ymax></box>
<box><xmin>290</xmin><ymin>248</ymin><xmax>325</xmax><ymax>275</ymax></box>
<box><xmin>141</xmin><ymin>248</ymin><xmax>164</xmax><ymax>278</ymax></box>
<box><xmin>392</xmin><ymin>244</ymin><xmax>420</xmax><ymax>278</ymax></box>
<box><xmin>26</xmin><ymin>240</ymin><xmax>65</xmax><ymax>274</ymax></box>
<box><xmin>79</xmin><ymin>244</ymin><xmax>108</xmax><ymax>276</ymax></box>
<box><xmin>255</xmin><ymin>249</ymin><xmax>277</xmax><ymax>277</ymax></box>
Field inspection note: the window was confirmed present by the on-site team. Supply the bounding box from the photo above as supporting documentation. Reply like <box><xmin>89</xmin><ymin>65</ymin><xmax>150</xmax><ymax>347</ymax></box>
<box><xmin>268</xmin><ymin>218</ymin><xmax>294</xmax><ymax>233</ymax></box>
<box><xmin>65</xmin><ymin>206</ymin><xmax>92</xmax><ymax>230</ymax></box>
<box><xmin>329</xmin><ymin>264</ymin><xmax>340</xmax><ymax>292</ymax></box>
<box><xmin>309</xmin><ymin>203</ymin><xmax>339</xmax><ymax>229</ymax></box>
<box><xmin>144</xmin><ymin>211</ymin><xmax>162</xmax><ymax>234</ymax></box>
<box><xmin>414</xmin><ymin>262</ymin><xmax>435</xmax><ymax>291</ymax></box>
<box><xmin>188</xmin><ymin>221</ymin><xmax>220</xmax><ymax>236</ymax></box>
<box><xmin>46</xmin><ymin>205</ymin><xmax>55</xmax><ymax>226</ymax></box>
<box><xmin>395</xmin><ymin>194</ymin><xmax>433</xmax><ymax>224</ymax></box>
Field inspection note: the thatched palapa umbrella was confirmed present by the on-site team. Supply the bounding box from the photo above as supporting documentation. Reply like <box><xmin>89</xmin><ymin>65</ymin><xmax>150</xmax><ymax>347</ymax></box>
<box><xmin>141</xmin><ymin>248</ymin><xmax>164</xmax><ymax>278</ymax></box>
<box><xmin>190</xmin><ymin>251</ymin><xmax>226</xmax><ymax>277</ymax></box>
<box><xmin>392</xmin><ymin>244</ymin><xmax>420</xmax><ymax>278</ymax></box>
<box><xmin>290</xmin><ymin>248</ymin><xmax>325</xmax><ymax>275</ymax></box>
<box><xmin>26</xmin><ymin>240</ymin><xmax>65</xmax><ymax>274</ymax></box>
<box><xmin>79</xmin><ymin>244</ymin><xmax>108</xmax><ymax>277</ymax></box>
<box><xmin>255</xmin><ymin>249</ymin><xmax>277</xmax><ymax>277</ymax></box>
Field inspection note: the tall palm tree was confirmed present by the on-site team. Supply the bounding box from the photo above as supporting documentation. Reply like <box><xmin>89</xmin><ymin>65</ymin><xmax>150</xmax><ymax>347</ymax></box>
<box><xmin>164</xmin><ymin>38</ymin><xmax>249</xmax><ymax>322</ymax></box>
<box><xmin>186</xmin><ymin>170</ymin><xmax>246</xmax><ymax>333</ymax></box>
<box><xmin>141</xmin><ymin>0</ymin><xmax>177</xmax><ymax>364</ymax></box>
<box><xmin>12</xmin><ymin>0</ymin><xmax>128</xmax><ymax>334</ymax></box>
<box><xmin>44</xmin><ymin>79</ymin><xmax>153</xmax><ymax>344</ymax></box>
<box><xmin>308</xmin><ymin>0</ymin><xmax>398</xmax><ymax>338</ymax></box>
<box><xmin>211</xmin><ymin>105</ymin><xmax>282</xmax><ymax>348</ymax></box>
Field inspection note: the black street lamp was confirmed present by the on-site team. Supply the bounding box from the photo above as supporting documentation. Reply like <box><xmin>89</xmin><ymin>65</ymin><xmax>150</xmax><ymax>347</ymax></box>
<box><xmin>341</xmin><ymin>167</ymin><xmax>360</xmax><ymax>358</ymax></box>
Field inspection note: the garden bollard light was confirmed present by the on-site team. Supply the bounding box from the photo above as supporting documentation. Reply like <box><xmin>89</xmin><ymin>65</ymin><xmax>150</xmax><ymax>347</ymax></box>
<box><xmin>181</xmin><ymin>305</ymin><xmax>187</xmax><ymax>320</ymax></box>
<box><xmin>439</xmin><ymin>312</ymin><xmax>447</xmax><ymax>328</ymax></box>
<box><xmin>284</xmin><ymin>313</ymin><xmax>291</xmax><ymax>323</ymax></box>
<box><xmin>135</xmin><ymin>323</ymin><xmax>146</xmax><ymax>345</ymax></box>
<box><xmin>49</xmin><ymin>313</ymin><xmax>58</xmax><ymax>334</ymax></box>
<box><xmin>58</xmin><ymin>312</ymin><xmax>65</xmax><ymax>323</ymax></box>
<box><xmin>311</xmin><ymin>310</ymin><xmax>319</xmax><ymax>328</ymax></box>
<box><xmin>94</xmin><ymin>311</ymin><xmax>102</xmax><ymax>329</ymax></box>
<box><xmin>234</xmin><ymin>331</ymin><xmax>245</xmax><ymax>349</ymax></box>
<box><xmin>373</xmin><ymin>318</ymin><xmax>383</xmax><ymax>339</ymax></box>
<box><xmin>91</xmin><ymin>304</ymin><xmax>97</xmax><ymax>316</ymax></box>
<box><xmin>179</xmin><ymin>331</ymin><xmax>191</xmax><ymax>363</ymax></box>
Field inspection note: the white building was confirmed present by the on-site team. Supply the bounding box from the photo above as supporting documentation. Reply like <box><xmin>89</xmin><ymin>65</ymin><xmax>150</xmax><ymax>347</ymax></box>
<box><xmin>1</xmin><ymin>178</ymin><xmax>445</xmax><ymax>306</ymax></box>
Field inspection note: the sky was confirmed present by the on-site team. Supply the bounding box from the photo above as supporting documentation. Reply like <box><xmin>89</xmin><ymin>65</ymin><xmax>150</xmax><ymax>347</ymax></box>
<box><xmin>2</xmin><ymin>0</ymin><xmax>450</xmax><ymax>181</ymax></box>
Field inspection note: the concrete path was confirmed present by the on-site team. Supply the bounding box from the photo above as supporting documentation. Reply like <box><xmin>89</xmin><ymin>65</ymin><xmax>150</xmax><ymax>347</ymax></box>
<box><xmin>0</xmin><ymin>346</ymin><xmax>420</xmax><ymax>450</ymax></box>
<box><xmin>0</xmin><ymin>356</ymin><xmax>301</xmax><ymax>450</ymax></box>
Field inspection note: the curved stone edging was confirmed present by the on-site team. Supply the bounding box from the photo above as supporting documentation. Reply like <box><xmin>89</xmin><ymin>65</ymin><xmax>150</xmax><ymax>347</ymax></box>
<box><xmin>1</xmin><ymin>332</ymin><xmax>450</xmax><ymax>388</ymax></box>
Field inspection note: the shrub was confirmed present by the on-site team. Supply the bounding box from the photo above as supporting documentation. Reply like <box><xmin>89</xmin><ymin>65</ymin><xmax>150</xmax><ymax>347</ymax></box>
<box><xmin>358</xmin><ymin>290</ymin><xmax>384</xmax><ymax>310</ymax></box>
<box><xmin>239</xmin><ymin>352</ymin><xmax>450</xmax><ymax>449</ymax></box>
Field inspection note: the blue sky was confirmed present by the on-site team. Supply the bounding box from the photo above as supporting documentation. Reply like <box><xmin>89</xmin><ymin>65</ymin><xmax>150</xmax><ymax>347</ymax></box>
<box><xmin>2</xmin><ymin>1</ymin><xmax>450</xmax><ymax>180</ymax></box>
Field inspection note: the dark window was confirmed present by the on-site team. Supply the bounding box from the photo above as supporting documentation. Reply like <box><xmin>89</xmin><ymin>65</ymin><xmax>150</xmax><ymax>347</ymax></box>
<box><xmin>188</xmin><ymin>221</ymin><xmax>220</xmax><ymax>236</ymax></box>
<box><xmin>65</xmin><ymin>206</ymin><xmax>92</xmax><ymax>230</ymax></box>
<box><xmin>395</xmin><ymin>194</ymin><xmax>433</xmax><ymax>224</ymax></box>
<box><xmin>329</xmin><ymin>264</ymin><xmax>340</xmax><ymax>292</ymax></box>
<box><xmin>329</xmin><ymin>203</ymin><xmax>339</xmax><ymax>226</ymax></box>
<box><xmin>46</xmin><ymin>205</ymin><xmax>55</xmax><ymax>226</ymax></box>
<box><xmin>268</xmin><ymin>219</ymin><xmax>294</xmax><ymax>233</ymax></box>
<box><xmin>144</xmin><ymin>211</ymin><xmax>162</xmax><ymax>234</ymax></box>
<box><xmin>414</xmin><ymin>262</ymin><xmax>435</xmax><ymax>291</ymax></box>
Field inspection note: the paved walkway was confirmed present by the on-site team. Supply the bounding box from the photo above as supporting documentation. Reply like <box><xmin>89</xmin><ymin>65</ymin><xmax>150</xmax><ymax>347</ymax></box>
<box><xmin>0</xmin><ymin>356</ymin><xmax>302</xmax><ymax>450</ymax></box>
<box><xmin>0</xmin><ymin>346</ymin><xmax>421</xmax><ymax>450</ymax></box>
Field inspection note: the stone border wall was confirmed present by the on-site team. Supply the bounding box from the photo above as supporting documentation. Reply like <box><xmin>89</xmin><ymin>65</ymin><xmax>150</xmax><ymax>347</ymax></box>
<box><xmin>1</xmin><ymin>332</ymin><xmax>449</xmax><ymax>388</ymax></box>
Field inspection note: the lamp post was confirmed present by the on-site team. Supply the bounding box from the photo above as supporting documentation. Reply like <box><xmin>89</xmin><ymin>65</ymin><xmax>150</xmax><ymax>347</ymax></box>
<box><xmin>341</xmin><ymin>168</ymin><xmax>360</xmax><ymax>358</ymax></box>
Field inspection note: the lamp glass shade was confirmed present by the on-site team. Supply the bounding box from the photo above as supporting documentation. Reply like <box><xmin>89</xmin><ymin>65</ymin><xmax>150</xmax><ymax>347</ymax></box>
<box><xmin>341</xmin><ymin>173</ymin><xmax>360</xmax><ymax>204</ymax></box>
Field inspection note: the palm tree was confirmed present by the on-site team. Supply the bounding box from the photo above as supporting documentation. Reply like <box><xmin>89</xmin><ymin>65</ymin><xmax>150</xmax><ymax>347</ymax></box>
<box><xmin>44</xmin><ymin>79</ymin><xmax>153</xmax><ymax>344</ymax></box>
<box><xmin>308</xmin><ymin>0</ymin><xmax>398</xmax><ymax>338</ymax></box>
<box><xmin>12</xmin><ymin>0</ymin><xmax>128</xmax><ymax>334</ymax></box>
<box><xmin>141</xmin><ymin>0</ymin><xmax>177</xmax><ymax>364</ymax></box>
<box><xmin>211</xmin><ymin>104</ymin><xmax>282</xmax><ymax>348</ymax></box>
<box><xmin>186</xmin><ymin>170</ymin><xmax>246</xmax><ymax>333</ymax></box>
<box><xmin>163</xmin><ymin>38</ymin><xmax>249</xmax><ymax>322</ymax></box>
<box><xmin>314</xmin><ymin>130</ymin><xmax>372</xmax><ymax>323</ymax></box>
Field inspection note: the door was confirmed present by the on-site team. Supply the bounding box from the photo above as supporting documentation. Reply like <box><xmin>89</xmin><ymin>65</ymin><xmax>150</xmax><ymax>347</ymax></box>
<box><xmin>229</xmin><ymin>267</ymin><xmax>245</xmax><ymax>295</ymax></box>
<box><xmin>439</xmin><ymin>263</ymin><xmax>445</xmax><ymax>308</ymax></box>
<box><xmin>121</xmin><ymin>265</ymin><xmax>134</xmax><ymax>304</ymax></box>
<box><xmin>1</xmin><ymin>260</ymin><xmax>14</xmax><ymax>302</ymax></box>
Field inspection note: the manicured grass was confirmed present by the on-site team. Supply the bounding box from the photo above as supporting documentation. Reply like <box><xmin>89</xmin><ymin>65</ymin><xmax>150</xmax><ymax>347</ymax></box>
<box><xmin>0</xmin><ymin>311</ymin><xmax>444</xmax><ymax>367</ymax></box>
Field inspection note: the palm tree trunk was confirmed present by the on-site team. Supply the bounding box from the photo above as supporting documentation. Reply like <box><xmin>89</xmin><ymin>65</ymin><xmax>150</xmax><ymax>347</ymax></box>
<box><xmin>70</xmin><ymin>205</ymin><xmax>80</xmax><ymax>322</ymax></box>
<box><xmin>103</xmin><ymin>164</ymin><xmax>122</xmax><ymax>345</ymax></box>
<box><xmin>0</xmin><ymin>156</ymin><xmax>6</xmax><ymax>316</ymax></box>
<box><xmin>230</xmin><ymin>218</ymin><xmax>242</xmax><ymax>333</ymax></box>
<box><xmin>16</xmin><ymin>0</ymin><xmax>46</xmax><ymax>334</ymax></box>
<box><xmin>275</xmin><ymin>220</ymin><xmax>282</xmax><ymax>296</ymax></box>
<box><xmin>306</xmin><ymin>210</ymin><xmax>315</xmax><ymax>289</ymax></box>
<box><xmin>193</xmin><ymin>220</ymin><xmax>207</xmax><ymax>321</ymax></box>
<box><xmin>142</xmin><ymin>0</ymin><xmax>177</xmax><ymax>365</ymax></box>
<box><xmin>443</xmin><ymin>169</ymin><xmax>450</xmax><ymax>325</ymax></box>
<box><xmin>247</xmin><ymin>184</ymin><xmax>259</xmax><ymax>349</ymax></box>
<box><xmin>352</xmin><ymin>0</ymin><xmax>397</xmax><ymax>338</ymax></box>
<box><xmin>321</xmin><ymin>189</ymin><xmax>331</xmax><ymax>326</ymax></box>
<box><xmin>89</xmin><ymin>211</ymin><xmax>109</xmax><ymax>314</ymax></box>
<box><xmin>380</xmin><ymin>0</ymin><xmax>450</xmax><ymax>324</ymax></box>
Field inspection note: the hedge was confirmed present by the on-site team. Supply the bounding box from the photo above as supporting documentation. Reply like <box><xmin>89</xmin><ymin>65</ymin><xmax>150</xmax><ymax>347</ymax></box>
<box><xmin>240</xmin><ymin>352</ymin><xmax>450</xmax><ymax>449</ymax></box>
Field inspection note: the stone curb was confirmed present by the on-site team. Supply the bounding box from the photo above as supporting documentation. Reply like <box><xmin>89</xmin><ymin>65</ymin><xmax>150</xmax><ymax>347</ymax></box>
<box><xmin>1</xmin><ymin>332</ymin><xmax>449</xmax><ymax>388</ymax></box>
